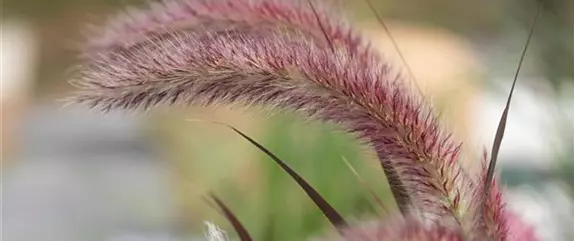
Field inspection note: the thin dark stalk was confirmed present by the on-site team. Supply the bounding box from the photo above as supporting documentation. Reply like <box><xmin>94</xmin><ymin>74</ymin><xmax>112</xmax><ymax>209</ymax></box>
<box><xmin>307</xmin><ymin>0</ymin><xmax>335</xmax><ymax>53</ymax></box>
<box><xmin>364</xmin><ymin>0</ymin><xmax>423</xmax><ymax>97</ymax></box>
<box><xmin>342</xmin><ymin>156</ymin><xmax>388</xmax><ymax>215</ymax></box>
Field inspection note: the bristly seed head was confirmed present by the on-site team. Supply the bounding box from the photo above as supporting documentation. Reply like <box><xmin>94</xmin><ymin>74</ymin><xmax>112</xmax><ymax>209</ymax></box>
<box><xmin>67</xmin><ymin>0</ymin><xmax>539</xmax><ymax>240</ymax></box>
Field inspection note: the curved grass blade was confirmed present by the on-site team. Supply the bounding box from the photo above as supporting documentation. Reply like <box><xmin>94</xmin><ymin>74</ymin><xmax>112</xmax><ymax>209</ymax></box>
<box><xmin>484</xmin><ymin>1</ymin><xmax>544</xmax><ymax>194</ymax></box>
<box><xmin>220</xmin><ymin>123</ymin><xmax>349</xmax><ymax>233</ymax></box>
<box><xmin>341</xmin><ymin>156</ymin><xmax>388</xmax><ymax>215</ymax></box>
<box><xmin>207</xmin><ymin>192</ymin><xmax>253</xmax><ymax>241</ymax></box>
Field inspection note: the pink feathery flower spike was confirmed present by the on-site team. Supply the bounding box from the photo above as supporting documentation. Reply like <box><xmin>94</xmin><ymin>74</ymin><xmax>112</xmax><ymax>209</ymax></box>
<box><xmin>67</xmin><ymin>0</ymin><xmax>541</xmax><ymax>240</ymax></box>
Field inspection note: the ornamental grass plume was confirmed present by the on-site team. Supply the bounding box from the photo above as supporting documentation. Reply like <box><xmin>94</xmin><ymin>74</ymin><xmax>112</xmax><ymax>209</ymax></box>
<box><xmin>67</xmin><ymin>0</ymin><xmax>544</xmax><ymax>240</ymax></box>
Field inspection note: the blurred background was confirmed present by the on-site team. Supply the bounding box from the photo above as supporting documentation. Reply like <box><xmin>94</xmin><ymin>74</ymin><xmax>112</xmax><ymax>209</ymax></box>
<box><xmin>1</xmin><ymin>0</ymin><xmax>573</xmax><ymax>240</ymax></box>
